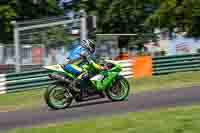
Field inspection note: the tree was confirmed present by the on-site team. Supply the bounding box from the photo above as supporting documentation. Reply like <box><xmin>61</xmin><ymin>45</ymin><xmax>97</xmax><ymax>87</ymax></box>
<box><xmin>74</xmin><ymin>0</ymin><xmax>159</xmax><ymax>51</ymax></box>
<box><xmin>16</xmin><ymin>0</ymin><xmax>63</xmax><ymax>19</ymax></box>
<box><xmin>146</xmin><ymin>0</ymin><xmax>200</xmax><ymax>37</ymax></box>
<box><xmin>0</xmin><ymin>0</ymin><xmax>16</xmax><ymax>43</ymax></box>
<box><xmin>0</xmin><ymin>0</ymin><xmax>64</xmax><ymax>43</ymax></box>
<box><xmin>75</xmin><ymin>0</ymin><xmax>155</xmax><ymax>33</ymax></box>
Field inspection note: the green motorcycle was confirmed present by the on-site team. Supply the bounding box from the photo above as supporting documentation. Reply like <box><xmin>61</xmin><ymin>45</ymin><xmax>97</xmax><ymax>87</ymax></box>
<box><xmin>43</xmin><ymin>60</ymin><xmax>130</xmax><ymax>110</ymax></box>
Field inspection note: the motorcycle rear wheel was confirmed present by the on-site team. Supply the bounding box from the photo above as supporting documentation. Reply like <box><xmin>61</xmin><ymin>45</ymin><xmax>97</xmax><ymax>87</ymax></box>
<box><xmin>44</xmin><ymin>84</ymin><xmax>73</xmax><ymax>110</ymax></box>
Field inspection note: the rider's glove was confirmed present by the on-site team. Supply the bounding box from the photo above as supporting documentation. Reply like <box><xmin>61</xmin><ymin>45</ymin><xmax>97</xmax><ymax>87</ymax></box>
<box><xmin>101</xmin><ymin>66</ymin><xmax>109</xmax><ymax>71</ymax></box>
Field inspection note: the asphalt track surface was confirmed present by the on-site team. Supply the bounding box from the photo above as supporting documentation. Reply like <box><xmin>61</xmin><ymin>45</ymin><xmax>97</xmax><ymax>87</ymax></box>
<box><xmin>1</xmin><ymin>86</ymin><xmax>200</xmax><ymax>132</ymax></box>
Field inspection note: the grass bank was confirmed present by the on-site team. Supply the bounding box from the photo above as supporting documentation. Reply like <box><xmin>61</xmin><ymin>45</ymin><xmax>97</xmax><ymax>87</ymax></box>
<box><xmin>131</xmin><ymin>71</ymin><xmax>200</xmax><ymax>93</ymax></box>
<box><xmin>6</xmin><ymin>105</ymin><xmax>200</xmax><ymax>133</ymax></box>
<box><xmin>0</xmin><ymin>71</ymin><xmax>200</xmax><ymax>111</ymax></box>
<box><xmin>0</xmin><ymin>89</ymin><xmax>44</xmax><ymax>112</ymax></box>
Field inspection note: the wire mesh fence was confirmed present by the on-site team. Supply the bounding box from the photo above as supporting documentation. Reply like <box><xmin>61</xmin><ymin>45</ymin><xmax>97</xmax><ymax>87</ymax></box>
<box><xmin>0</xmin><ymin>15</ymin><xmax>82</xmax><ymax>73</ymax></box>
<box><xmin>12</xmin><ymin>16</ymin><xmax>81</xmax><ymax>72</ymax></box>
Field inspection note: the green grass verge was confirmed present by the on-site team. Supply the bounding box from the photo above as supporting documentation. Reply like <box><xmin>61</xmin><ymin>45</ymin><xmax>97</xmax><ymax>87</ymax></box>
<box><xmin>131</xmin><ymin>71</ymin><xmax>200</xmax><ymax>93</ymax></box>
<box><xmin>0</xmin><ymin>71</ymin><xmax>200</xmax><ymax>111</ymax></box>
<box><xmin>0</xmin><ymin>89</ymin><xmax>45</xmax><ymax>112</ymax></box>
<box><xmin>6</xmin><ymin>105</ymin><xmax>200</xmax><ymax>133</ymax></box>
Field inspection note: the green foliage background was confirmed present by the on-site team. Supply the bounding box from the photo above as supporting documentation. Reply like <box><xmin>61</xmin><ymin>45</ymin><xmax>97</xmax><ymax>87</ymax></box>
<box><xmin>0</xmin><ymin>0</ymin><xmax>199</xmax><ymax>44</ymax></box>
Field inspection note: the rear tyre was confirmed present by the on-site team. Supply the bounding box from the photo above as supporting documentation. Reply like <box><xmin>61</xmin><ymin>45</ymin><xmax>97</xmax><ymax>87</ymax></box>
<box><xmin>106</xmin><ymin>76</ymin><xmax>130</xmax><ymax>101</ymax></box>
<box><xmin>44</xmin><ymin>84</ymin><xmax>73</xmax><ymax>110</ymax></box>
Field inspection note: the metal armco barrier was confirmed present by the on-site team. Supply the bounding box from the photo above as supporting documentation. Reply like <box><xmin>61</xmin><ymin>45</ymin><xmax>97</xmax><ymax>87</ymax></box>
<box><xmin>0</xmin><ymin>65</ymin><xmax>43</xmax><ymax>74</ymax></box>
<box><xmin>153</xmin><ymin>53</ymin><xmax>200</xmax><ymax>75</ymax></box>
<box><xmin>1</xmin><ymin>53</ymin><xmax>200</xmax><ymax>95</ymax></box>
<box><xmin>0</xmin><ymin>69</ymin><xmax>56</xmax><ymax>94</ymax></box>
<box><xmin>0</xmin><ymin>60</ymin><xmax>133</xmax><ymax>95</ymax></box>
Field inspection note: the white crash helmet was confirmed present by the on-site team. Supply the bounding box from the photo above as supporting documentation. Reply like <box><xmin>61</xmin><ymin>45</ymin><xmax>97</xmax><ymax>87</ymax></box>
<box><xmin>81</xmin><ymin>39</ymin><xmax>96</xmax><ymax>53</ymax></box>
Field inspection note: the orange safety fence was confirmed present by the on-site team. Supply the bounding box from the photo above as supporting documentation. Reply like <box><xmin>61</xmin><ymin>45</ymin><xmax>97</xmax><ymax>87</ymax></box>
<box><xmin>113</xmin><ymin>54</ymin><xmax>153</xmax><ymax>79</ymax></box>
<box><xmin>132</xmin><ymin>56</ymin><xmax>152</xmax><ymax>79</ymax></box>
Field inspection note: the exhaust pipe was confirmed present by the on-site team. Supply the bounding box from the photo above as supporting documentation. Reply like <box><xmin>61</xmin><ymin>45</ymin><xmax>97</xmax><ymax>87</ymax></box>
<box><xmin>48</xmin><ymin>74</ymin><xmax>70</xmax><ymax>83</ymax></box>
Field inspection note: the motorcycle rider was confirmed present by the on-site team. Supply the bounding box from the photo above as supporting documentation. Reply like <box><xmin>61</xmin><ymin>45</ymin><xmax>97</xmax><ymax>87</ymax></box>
<box><xmin>64</xmin><ymin>39</ymin><xmax>107</xmax><ymax>92</ymax></box>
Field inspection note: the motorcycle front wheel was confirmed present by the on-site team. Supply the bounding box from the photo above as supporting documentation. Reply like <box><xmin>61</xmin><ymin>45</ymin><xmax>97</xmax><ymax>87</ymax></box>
<box><xmin>44</xmin><ymin>84</ymin><xmax>73</xmax><ymax>110</ymax></box>
<box><xmin>106</xmin><ymin>76</ymin><xmax>130</xmax><ymax>101</ymax></box>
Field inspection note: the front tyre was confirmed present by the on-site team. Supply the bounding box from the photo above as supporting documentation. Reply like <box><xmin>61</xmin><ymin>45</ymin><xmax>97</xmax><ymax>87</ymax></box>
<box><xmin>106</xmin><ymin>76</ymin><xmax>130</xmax><ymax>101</ymax></box>
<box><xmin>44</xmin><ymin>84</ymin><xmax>73</xmax><ymax>110</ymax></box>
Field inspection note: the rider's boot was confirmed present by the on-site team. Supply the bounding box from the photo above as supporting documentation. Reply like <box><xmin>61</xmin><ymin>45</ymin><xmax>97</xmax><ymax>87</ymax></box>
<box><xmin>70</xmin><ymin>79</ymin><xmax>81</xmax><ymax>93</ymax></box>
<box><xmin>70</xmin><ymin>72</ymin><xmax>89</xmax><ymax>93</ymax></box>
